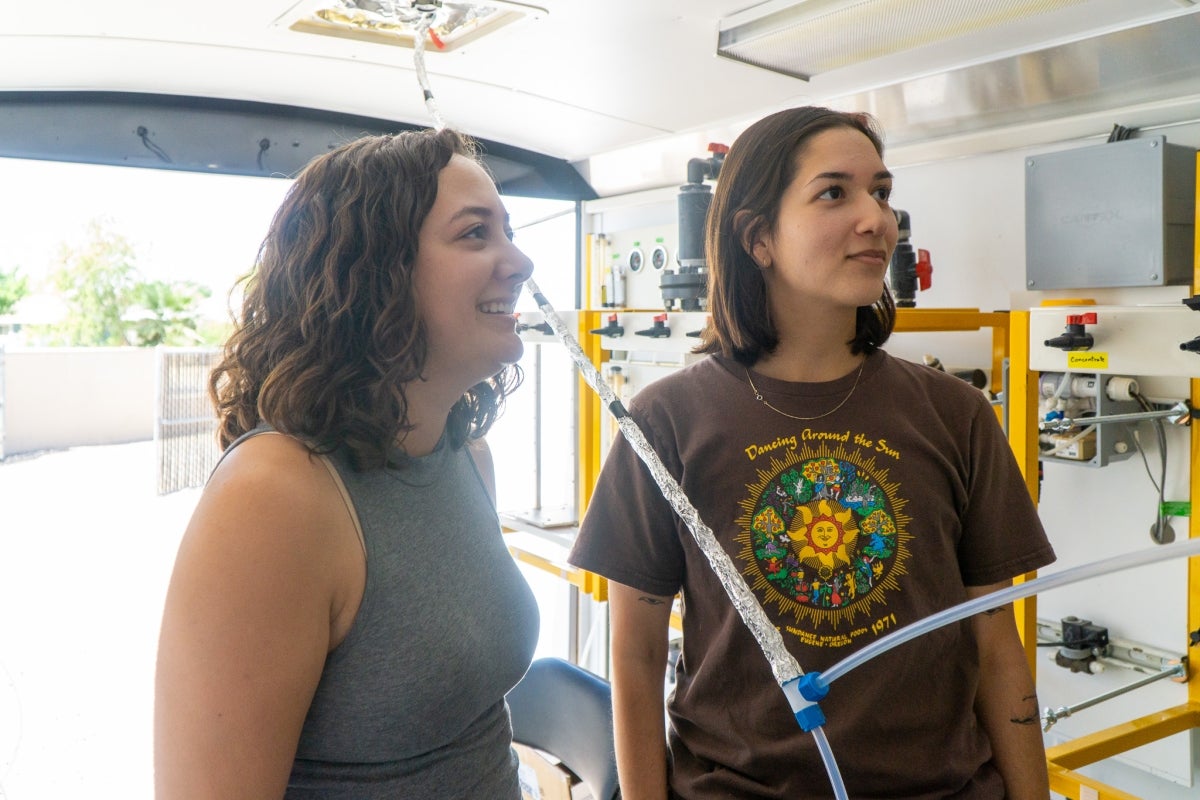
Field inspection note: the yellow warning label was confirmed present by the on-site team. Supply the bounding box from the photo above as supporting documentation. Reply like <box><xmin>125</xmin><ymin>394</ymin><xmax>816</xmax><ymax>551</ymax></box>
<box><xmin>1067</xmin><ymin>351</ymin><xmax>1108</xmax><ymax>369</ymax></box>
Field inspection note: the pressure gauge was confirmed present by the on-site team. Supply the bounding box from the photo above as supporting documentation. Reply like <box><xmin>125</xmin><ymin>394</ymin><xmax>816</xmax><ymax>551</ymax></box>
<box><xmin>651</xmin><ymin>244</ymin><xmax>669</xmax><ymax>271</ymax></box>
<box><xmin>628</xmin><ymin>247</ymin><xmax>645</xmax><ymax>273</ymax></box>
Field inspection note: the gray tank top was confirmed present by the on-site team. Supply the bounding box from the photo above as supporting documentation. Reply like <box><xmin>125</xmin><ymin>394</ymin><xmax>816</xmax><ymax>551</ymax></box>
<box><xmin>225</xmin><ymin>429</ymin><xmax>539</xmax><ymax>798</ymax></box>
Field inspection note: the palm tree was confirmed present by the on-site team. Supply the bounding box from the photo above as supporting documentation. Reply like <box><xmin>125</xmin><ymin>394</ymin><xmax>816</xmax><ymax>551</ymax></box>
<box><xmin>127</xmin><ymin>279</ymin><xmax>212</xmax><ymax>347</ymax></box>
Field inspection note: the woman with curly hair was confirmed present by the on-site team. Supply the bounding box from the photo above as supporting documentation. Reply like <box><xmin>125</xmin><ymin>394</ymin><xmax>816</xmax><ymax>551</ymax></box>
<box><xmin>155</xmin><ymin>127</ymin><xmax>539</xmax><ymax>799</ymax></box>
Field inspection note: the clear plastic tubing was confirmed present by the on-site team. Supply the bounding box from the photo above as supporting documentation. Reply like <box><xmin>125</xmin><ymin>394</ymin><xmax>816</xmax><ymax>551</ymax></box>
<box><xmin>822</xmin><ymin>536</ymin><xmax>1200</xmax><ymax>687</ymax></box>
<box><xmin>811</xmin><ymin>727</ymin><xmax>848</xmax><ymax>800</ymax></box>
<box><xmin>524</xmin><ymin>280</ymin><xmax>849</xmax><ymax>800</ymax></box>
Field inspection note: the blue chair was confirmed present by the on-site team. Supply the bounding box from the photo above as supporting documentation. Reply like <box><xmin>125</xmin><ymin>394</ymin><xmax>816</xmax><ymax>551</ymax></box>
<box><xmin>507</xmin><ymin>657</ymin><xmax>621</xmax><ymax>800</ymax></box>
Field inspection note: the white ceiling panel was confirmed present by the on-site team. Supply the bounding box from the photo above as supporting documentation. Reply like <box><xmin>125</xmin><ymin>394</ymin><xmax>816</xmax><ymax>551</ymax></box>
<box><xmin>2</xmin><ymin>0</ymin><xmax>1199</xmax><ymax>195</ymax></box>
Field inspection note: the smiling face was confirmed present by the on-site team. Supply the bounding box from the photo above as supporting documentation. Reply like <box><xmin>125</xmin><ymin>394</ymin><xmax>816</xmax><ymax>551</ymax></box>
<box><xmin>412</xmin><ymin>154</ymin><xmax>534</xmax><ymax>393</ymax></box>
<box><xmin>810</xmin><ymin>519</ymin><xmax>839</xmax><ymax>549</ymax></box>
<box><xmin>752</xmin><ymin>126</ymin><xmax>898</xmax><ymax>318</ymax></box>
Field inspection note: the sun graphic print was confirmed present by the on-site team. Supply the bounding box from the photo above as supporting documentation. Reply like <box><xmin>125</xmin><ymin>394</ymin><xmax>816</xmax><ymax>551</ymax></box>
<box><xmin>791</xmin><ymin>499</ymin><xmax>858</xmax><ymax>579</ymax></box>
<box><xmin>737</xmin><ymin>441</ymin><xmax>910</xmax><ymax>631</ymax></box>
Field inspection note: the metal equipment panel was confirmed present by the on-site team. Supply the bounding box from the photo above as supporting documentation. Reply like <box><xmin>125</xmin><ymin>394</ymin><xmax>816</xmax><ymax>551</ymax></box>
<box><xmin>1025</xmin><ymin>136</ymin><xmax>1196</xmax><ymax>289</ymax></box>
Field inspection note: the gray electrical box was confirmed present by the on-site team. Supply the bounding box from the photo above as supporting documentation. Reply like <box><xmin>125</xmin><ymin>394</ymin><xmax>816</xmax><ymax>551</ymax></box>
<box><xmin>1025</xmin><ymin>135</ymin><xmax>1196</xmax><ymax>290</ymax></box>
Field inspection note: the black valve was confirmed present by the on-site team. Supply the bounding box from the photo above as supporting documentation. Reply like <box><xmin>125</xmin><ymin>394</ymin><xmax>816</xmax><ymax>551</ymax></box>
<box><xmin>1045</xmin><ymin>313</ymin><xmax>1096</xmax><ymax>351</ymax></box>
<box><xmin>887</xmin><ymin>210</ymin><xmax>933</xmax><ymax>308</ymax></box>
<box><xmin>686</xmin><ymin>329</ymin><xmax>703</xmax><ymax>338</ymax></box>
<box><xmin>635</xmin><ymin>313</ymin><xmax>671</xmax><ymax>338</ymax></box>
<box><xmin>1054</xmin><ymin>616</ymin><xmax>1109</xmax><ymax>674</ymax></box>
<box><xmin>589</xmin><ymin>313</ymin><xmax>624</xmax><ymax>338</ymax></box>
<box><xmin>1181</xmin><ymin>298</ymin><xmax>1200</xmax><ymax>352</ymax></box>
<box><xmin>1062</xmin><ymin>616</ymin><xmax>1109</xmax><ymax>650</ymax></box>
<box><xmin>889</xmin><ymin>210</ymin><xmax>916</xmax><ymax>307</ymax></box>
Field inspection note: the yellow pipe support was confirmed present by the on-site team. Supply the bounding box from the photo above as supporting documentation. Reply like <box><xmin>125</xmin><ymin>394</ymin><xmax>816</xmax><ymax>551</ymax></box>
<box><xmin>505</xmin><ymin>537</ymin><xmax>609</xmax><ymax>603</ymax></box>
<box><xmin>1007</xmin><ymin>310</ymin><xmax>1040</xmax><ymax>665</ymax></box>
<box><xmin>1191</xmin><ymin>151</ymin><xmax>1200</xmax><ymax>702</ymax></box>
<box><xmin>1047</xmin><ymin>766</ymin><xmax>1143</xmax><ymax>800</ymax></box>
<box><xmin>1191</xmin><ymin>381</ymin><xmax>1200</xmax><ymax>698</ymax></box>
<box><xmin>1046</xmin><ymin>702</ymin><xmax>1200</xmax><ymax>769</ymax></box>
<box><xmin>575</xmin><ymin>307</ymin><xmax>608</xmax><ymax>602</ymax></box>
<box><xmin>507</xmin><ymin>545</ymin><xmax>584</xmax><ymax>586</ymax></box>
<box><xmin>893</xmin><ymin>307</ymin><xmax>1010</xmax><ymax>332</ymax></box>
<box><xmin>990</xmin><ymin>314</ymin><xmax>1010</xmax><ymax>402</ymax></box>
<box><xmin>1046</xmin><ymin>703</ymin><xmax>1200</xmax><ymax>798</ymax></box>
<box><xmin>576</xmin><ymin>309</ymin><xmax>606</xmax><ymax>518</ymax></box>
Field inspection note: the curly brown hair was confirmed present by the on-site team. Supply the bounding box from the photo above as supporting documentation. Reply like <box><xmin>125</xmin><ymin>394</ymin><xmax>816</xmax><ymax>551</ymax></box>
<box><xmin>696</xmin><ymin>106</ymin><xmax>896</xmax><ymax>365</ymax></box>
<box><xmin>211</xmin><ymin>128</ymin><xmax>521</xmax><ymax>469</ymax></box>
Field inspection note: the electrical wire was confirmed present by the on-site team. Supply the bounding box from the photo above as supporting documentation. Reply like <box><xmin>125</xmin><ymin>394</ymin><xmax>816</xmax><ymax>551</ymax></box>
<box><xmin>136</xmin><ymin>125</ymin><xmax>172</xmax><ymax>164</ymax></box>
<box><xmin>256</xmin><ymin>138</ymin><xmax>270</xmax><ymax>171</ymax></box>
<box><xmin>1131</xmin><ymin>390</ymin><xmax>1171</xmax><ymax>543</ymax></box>
<box><xmin>1107</xmin><ymin>123</ymin><xmax>1136</xmax><ymax>142</ymax></box>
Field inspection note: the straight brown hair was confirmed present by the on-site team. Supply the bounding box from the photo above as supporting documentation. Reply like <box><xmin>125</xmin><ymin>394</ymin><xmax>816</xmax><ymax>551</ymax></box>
<box><xmin>696</xmin><ymin>106</ymin><xmax>896</xmax><ymax>364</ymax></box>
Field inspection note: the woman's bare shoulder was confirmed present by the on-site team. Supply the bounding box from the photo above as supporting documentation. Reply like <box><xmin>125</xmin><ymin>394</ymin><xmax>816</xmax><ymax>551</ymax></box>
<box><xmin>187</xmin><ymin>432</ymin><xmax>356</xmax><ymax>572</ymax></box>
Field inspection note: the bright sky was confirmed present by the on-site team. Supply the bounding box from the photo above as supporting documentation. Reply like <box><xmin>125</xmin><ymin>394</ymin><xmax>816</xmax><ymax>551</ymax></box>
<box><xmin>0</xmin><ymin>156</ymin><xmax>575</xmax><ymax>321</ymax></box>
<box><xmin>0</xmin><ymin>156</ymin><xmax>291</xmax><ymax>319</ymax></box>
<box><xmin>0</xmin><ymin>157</ymin><xmax>290</xmax><ymax>281</ymax></box>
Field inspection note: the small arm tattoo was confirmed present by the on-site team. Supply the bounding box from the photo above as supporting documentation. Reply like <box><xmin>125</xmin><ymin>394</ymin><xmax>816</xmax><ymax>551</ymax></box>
<box><xmin>638</xmin><ymin>595</ymin><xmax>667</xmax><ymax>606</ymax></box>
<box><xmin>1011</xmin><ymin>694</ymin><xmax>1041</xmax><ymax>725</ymax></box>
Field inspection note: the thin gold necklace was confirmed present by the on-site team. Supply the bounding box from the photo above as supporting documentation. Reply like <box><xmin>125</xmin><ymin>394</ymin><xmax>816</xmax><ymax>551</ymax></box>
<box><xmin>745</xmin><ymin>359</ymin><xmax>866</xmax><ymax>421</ymax></box>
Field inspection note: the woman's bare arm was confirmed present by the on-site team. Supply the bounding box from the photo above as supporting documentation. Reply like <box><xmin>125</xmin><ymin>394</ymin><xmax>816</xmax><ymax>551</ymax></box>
<box><xmin>968</xmin><ymin>581</ymin><xmax>1050</xmax><ymax>800</ymax></box>
<box><xmin>154</xmin><ymin>434</ymin><xmax>363</xmax><ymax>799</ymax></box>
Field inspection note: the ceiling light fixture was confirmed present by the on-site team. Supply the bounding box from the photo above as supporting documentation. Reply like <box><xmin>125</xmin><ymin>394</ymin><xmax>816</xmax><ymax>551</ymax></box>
<box><xmin>717</xmin><ymin>0</ymin><xmax>1089</xmax><ymax>81</ymax></box>
<box><xmin>284</xmin><ymin>0</ymin><xmax>546</xmax><ymax>51</ymax></box>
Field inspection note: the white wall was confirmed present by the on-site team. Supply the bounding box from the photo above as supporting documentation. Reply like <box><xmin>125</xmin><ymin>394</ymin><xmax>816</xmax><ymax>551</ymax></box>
<box><xmin>1</xmin><ymin>348</ymin><xmax>156</xmax><ymax>457</ymax></box>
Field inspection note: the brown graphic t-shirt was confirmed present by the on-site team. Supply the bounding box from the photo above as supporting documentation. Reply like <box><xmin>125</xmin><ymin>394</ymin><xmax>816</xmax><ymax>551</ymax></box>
<box><xmin>569</xmin><ymin>350</ymin><xmax>1054</xmax><ymax>800</ymax></box>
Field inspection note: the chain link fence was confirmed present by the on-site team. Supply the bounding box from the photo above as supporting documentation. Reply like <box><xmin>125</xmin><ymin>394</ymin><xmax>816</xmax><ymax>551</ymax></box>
<box><xmin>155</xmin><ymin>348</ymin><xmax>222</xmax><ymax>495</ymax></box>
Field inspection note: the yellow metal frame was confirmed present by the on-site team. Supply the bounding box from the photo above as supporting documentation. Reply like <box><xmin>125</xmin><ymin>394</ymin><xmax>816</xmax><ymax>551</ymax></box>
<box><xmin>1041</xmin><ymin>153</ymin><xmax>1200</xmax><ymax>800</ymax></box>
<box><xmin>894</xmin><ymin>308</ymin><xmax>1043</xmax><ymax>668</ymax></box>
<box><xmin>1005</xmin><ymin>308</ymin><xmax>1043</xmax><ymax>670</ymax></box>
<box><xmin>505</xmin><ymin>532</ymin><xmax>609</xmax><ymax>602</ymax></box>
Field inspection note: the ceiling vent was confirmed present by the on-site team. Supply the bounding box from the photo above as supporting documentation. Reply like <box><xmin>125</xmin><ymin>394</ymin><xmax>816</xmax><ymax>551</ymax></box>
<box><xmin>280</xmin><ymin>0</ymin><xmax>546</xmax><ymax>51</ymax></box>
<box><xmin>717</xmin><ymin>0</ymin><xmax>1091</xmax><ymax>80</ymax></box>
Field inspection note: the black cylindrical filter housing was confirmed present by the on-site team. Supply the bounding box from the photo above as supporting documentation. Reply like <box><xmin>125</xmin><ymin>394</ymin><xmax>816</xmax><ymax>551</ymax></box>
<box><xmin>888</xmin><ymin>209</ymin><xmax>916</xmax><ymax>308</ymax></box>
<box><xmin>677</xmin><ymin>183</ymin><xmax>711</xmax><ymax>270</ymax></box>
